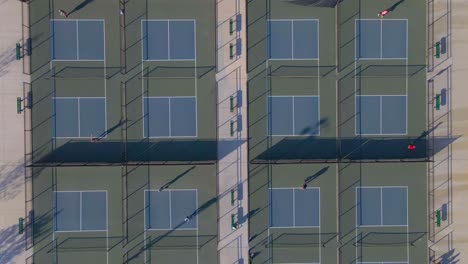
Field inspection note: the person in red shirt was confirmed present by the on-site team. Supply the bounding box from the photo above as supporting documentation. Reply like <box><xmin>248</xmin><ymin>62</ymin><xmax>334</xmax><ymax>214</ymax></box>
<box><xmin>407</xmin><ymin>143</ymin><xmax>416</xmax><ymax>151</ymax></box>
<box><xmin>378</xmin><ymin>9</ymin><xmax>390</xmax><ymax>18</ymax></box>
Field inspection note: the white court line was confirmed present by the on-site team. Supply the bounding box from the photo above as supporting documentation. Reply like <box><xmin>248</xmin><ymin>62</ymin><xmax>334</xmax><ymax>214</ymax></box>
<box><xmin>50</xmin><ymin>19</ymin><xmax>105</xmax><ymax>21</ymax></box>
<box><xmin>53</xmin><ymin>230</ymin><xmax>108</xmax><ymax>233</ymax></box>
<box><xmin>292</xmin><ymin>188</ymin><xmax>295</xmax><ymax>227</ymax></box>
<box><xmin>291</xmin><ymin>20</ymin><xmax>294</xmax><ymax>59</ymax></box>
<box><xmin>103</xmin><ymin>20</ymin><xmax>108</xmax><ymax>138</ymax></box>
<box><xmin>267</xmin><ymin>96</ymin><xmax>320</xmax><ymax>137</ymax></box>
<box><xmin>79</xmin><ymin>191</ymin><xmax>82</xmax><ymax>230</ymax></box>
<box><xmin>355</xmin><ymin>186</ymin><xmax>409</xmax><ymax>227</ymax></box>
<box><xmin>144</xmin><ymin>189</ymin><xmax>198</xmax><ymax>230</ymax></box>
<box><xmin>140</xmin><ymin>20</ymin><xmax>198</xmax><ymax>138</ymax></box>
<box><xmin>141</xmin><ymin>19</ymin><xmax>196</xmax><ymax>61</ymax></box>
<box><xmin>380</xmin><ymin>19</ymin><xmax>383</xmax><ymax>59</ymax></box>
<box><xmin>141</xmin><ymin>21</ymin><xmax>145</xmax><ymax>138</ymax></box>
<box><xmin>380</xmin><ymin>96</ymin><xmax>382</xmax><ymax>134</ymax></box>
<box><xmin>354</xmin><ymin>19</ymin><xmax>408</xmax><ymax>60</ymax></box>
<box><xmin>143</xmin><ymin>189</ymin><xmax>147</xmax><ymax>264</ymax></box>
<box><xmin>167</xmin><ymin>21</ymin><xmax>170</xmax><ymax>60</ymax></box>
<box><xmin>318</xmin><ymin>188</ymin><xmax>321</xmax><ymax>263</ymax></box>
<box><xmin>292</xmin><ymin>97</ymin><xmax>295</xmax><ymax>137</ymax></box>
<box><xmin>269</xmin><ymin>187</ymin><xmax>320</xmax><ymax>228</ymax></box>
<box><xmin>194</xmin><ymin>19</ymin><xmax>199</xmax><ymax>138</ymax></box>
<box><xmin>50</xmin><ymin>19</ymin><xmax>105</xmax><ymax>62</ymax></box>
<box><xmin>52</xmin><ymin>97</ymin><xmax>107</xmax><ymax>139</ymax></box>
<box><xmin>168</xmin><ymin>97</ymin><xmax>172</xmax><ymax>136</ymax></box>
<box><xmin>355</xmin><ymin>187</ymin><xmax>358</xmax><ymax>263</ymax></box>
<box><xmin>53</xmin><ymin>189</ymin><xmax>108</xmax><ymax>241</ymax></box>
<box><xmin>76</xmin><ymin>20</ymin><xmax>79</xmax><ymax>60</ymax></box>
<box><xmin>380</xmin><ymin>186</ymin><xmax>383</xmax><ymax>226</ymax></box>
<box><xmin>355</xmin><ymin>95</ymin><xmax>408</xmax><ymax>136</ymax></box>
<box><xmin>78</xmin><ymin>98</ymin><xmax>81</xmax><ymax>137</ymax></box>
<box><xmin>105</xmin><ymin>191</ymin><xmax>109</xmax><ymax>264</ymax></box>
<box><xmin>196</xmin><ymin>190</ymin><xmax>199</xmax><ymax>264</ymax></box>
<box><xmin>267</xmin><ymin>19</ymin><xmax>319</xmax><ymax>61</ymax></box>
<box><xmin>317</xmin><ymin>19</ymin><xmax>321</xmax><ymax>136</ymax></box>
<box><xmin>356</xmin><ymin>58</ymin><xmax>408</xmax><ymax>61</ymax></box>
<box><xmin>169</xmin><ymin>190</ymin><xmax>172</xmax><ymax>229</ymax></box>
<box><xmin>406</xmin><ymin>187</ymin><xmax>409</xmax><ymax>263</ymax></box>
<box><xmin>142</xmin><ymin>96</ymin><xmax>197</xmax><ymax>138</ymax></box>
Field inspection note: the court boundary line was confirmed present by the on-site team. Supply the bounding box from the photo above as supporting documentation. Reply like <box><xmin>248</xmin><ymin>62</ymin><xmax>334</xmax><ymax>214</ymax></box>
<box><xmin>354</xmin><ymin>19</ymin><xmax>409</xmax><ymax>60</ymax></box>
<box><xmin>142</xmin><ymin>96</ymin><xmax>198</xmax><ymax>138</ymax></box>
<box><xmin>267</xmin><ymin>19</ymin><xmax>320</xmax><ymax>61</ymax></box>
<box><xmin>143</xmin><ymin>189</ymin><xmax>199</xmax><ymax>231</ymax></box>
<box><xmin>143</xmin><ymin>189</ymin><xmax>199</xmax><ymax>263</ymax></box>
<box><xmin>141</xmin><ymin>20</ymin><xmax>198</xmax><ymax>139</ymax></box>
<box><xmin>51</xmin><ymin>97</ymin><xmax>108</xmax><ymax>139</ymax></box>
<box><xmin>354</xmin><ymin>95</ymin><xmax>408</xmax><ymax>136</ymax></box>
<box><xmin>141</xmin><ymin>19</ymin><xmax>196</xmax><ymax>62</ymax></box>
<box><xmin>355</xmin><ymin>186</ymin><xmax>409</xmax><ymax>263</ymax></box>
<box><xmin>268</xmin><ymin>187</ymin><xmax>321</xmax><ymax>228</ymax></box>
<box><xmin>52</xmin><ymin>190</ymin><xmax>109</xmax><ymax>264</ymax></box>
<box><xmin>50</xmin><ymin>19</ymin><xmax>105</xmax><ymax>62</ymax></box>
<box><xmin>267</xmin><ymin>95</ymin><xmax>321</xmax><ymax>137</ymax></box>
<box><xmin>268</xmin><ymin>187</ymin><xmax>321</xmax><ymax>264</ymax></box>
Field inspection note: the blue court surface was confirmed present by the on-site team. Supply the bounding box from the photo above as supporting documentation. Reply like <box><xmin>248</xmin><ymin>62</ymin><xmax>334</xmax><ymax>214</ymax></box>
<box><xmin>268</xmin><ymin>96</ymin><xmax>320</xmax><ymax>136</ymax></box>
<box><xmin>356</xmin><ymin>95</ymin><xmax>407</xmax><ymax>135</ymax></box>
<box><xmin>143</xmin><ymin>97</ymin><xmax>197</xmax><ymax>138</ymax></box>
<box><xmin>269</xmin><ymin>188</ymin><xmax>320</xmax><ymax>228</ymax></box>
<box><xmin>356</xmin><ymin>19</ymin><xmax>407</xmax><ymax>59</ymax></box>
<box><xmin>52</xmin><ymin>98</ymin><xmax>106</xmax><ymax>138</ymax></box>
<box><xmin>356</xmin><ymin>187</ymin><xmax>408</xmax><ymax>227</ymax></box>
<box><xmin>54</xmin><ymin>191</ymin><xmax>107</xmax><ymax>231</ymax></box>
<box><xmin>50</xmin><ymin>20</ymin><xmax>105</xmax><ymax>61</ymax></box>
<box><xmin>142</xmin><ymin>20</ymin><xmax>196</xmax><ymax>61</ymax></box>
<box><xmin>145</xmin><ymin>190</ymin><xmax>198</xmax><ymax>230</ymax></box>
<box><xmin>268</xmin><ymin>19</ymin><xmax>319</xmax><ymax>60</ymax></box>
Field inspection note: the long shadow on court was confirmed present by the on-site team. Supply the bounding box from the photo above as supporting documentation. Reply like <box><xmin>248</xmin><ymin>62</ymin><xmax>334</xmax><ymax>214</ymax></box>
<box><xmin>252</xmin><ymin>136</ymin><xmax>459</xmax><ymax>163</ymax></box>
<box><xmin>33</xmin><ymin>139</ymin><xmax>246</xmax><ymax>165</ymax></box>
<box><xmin>68</xmin><ymin>0</ymin><xmax>95</xmax><ymax>16</ymax></box>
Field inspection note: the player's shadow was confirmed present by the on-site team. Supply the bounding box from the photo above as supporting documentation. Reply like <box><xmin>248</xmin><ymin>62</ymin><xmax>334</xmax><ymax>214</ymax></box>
<box><xmin>158</xmin><ymin>166</ymin><xmax>195</xmax><ymax>191</ymax></box>
<box><xmin>68</xmin><ymin>0</ymin><xmax>94</xmax><ymax>16</ymax></box>
<box><xmin>387</xmin><ymin>0</ymin><xmax>407</xmax><ymax>12</ymax></box>
<box><xmin>304</xmin><ymin>166</ymin><xmax>329</xmax><ymax>184</ymax></box>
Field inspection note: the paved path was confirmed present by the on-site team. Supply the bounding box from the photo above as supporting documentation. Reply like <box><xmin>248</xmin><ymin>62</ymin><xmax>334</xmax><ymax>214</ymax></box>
<box><xmin>0</xmin><ymin>0</ymin><xmax>30</xmax><ymax>263</ymax></box>
<box><xmin>429</xmin><ymin>0</ymin><xmax>468</xmax><ymax>262</ymax></box>
<box><xmin>447</xmin><ymin>0</ymin><xmax>468</xmax><ymax>261</ymax></box>
<box><xmin>216</xmin><ymin>0</ymin><xmax>249</xmax><ymax>263</ymax></box>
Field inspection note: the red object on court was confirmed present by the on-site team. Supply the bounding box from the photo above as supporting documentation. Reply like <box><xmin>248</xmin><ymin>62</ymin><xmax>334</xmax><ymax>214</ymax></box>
<box><xmin>378</xmin><ymin>10</ymin><xmax>389</xmax><ymax>17</ymax></box>
<box><xmin>407</xmin><ymin>144</ymin><xmax>416</xmax><ymax>151</ymax></box>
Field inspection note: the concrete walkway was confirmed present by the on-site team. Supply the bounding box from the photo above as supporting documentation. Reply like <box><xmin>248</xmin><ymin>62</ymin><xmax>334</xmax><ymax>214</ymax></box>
<box><xmin>0</xmin><ymin>0</ymin><xmax>30</xmax><ymax>263</ymax></box>
<box><xmin>446</xmin><ymin>0</ymin><xmax>468</xmax><ymax>261</ymax></box>
<box><xmin>428</xmin><ymin>0</ymin><xmax>468</xmax><ymax>262</ymax></box>
<box><xmin>216</xmin><ymin>0</ymin><xmax>249</xmax><ymax>263</ymax></box>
